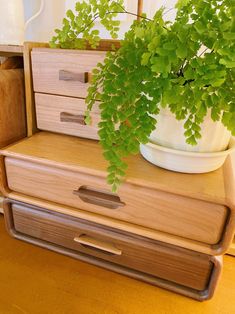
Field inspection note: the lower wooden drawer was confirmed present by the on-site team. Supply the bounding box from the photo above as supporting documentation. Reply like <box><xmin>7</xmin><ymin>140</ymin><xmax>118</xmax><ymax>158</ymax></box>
<box><xmin>4</xmin><ymin>199</ymin><xmax>222</xmax><ymax>300</ymax></box>
<box><xmin>35</xmin><ymin>93</ymin><xmax>100</xmax><ymax>140</ymax></box>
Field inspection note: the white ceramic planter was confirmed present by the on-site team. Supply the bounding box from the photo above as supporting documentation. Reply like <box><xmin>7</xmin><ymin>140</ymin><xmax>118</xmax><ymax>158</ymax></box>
<box><xmin>140</xmin><ymin>138</ymin><xmax>235</xmax><ymax>174</ymax></box>
<box><xmin>149</xmin><ymin>108</ymin><xmax>231</xmax><ymax>153</ymax></box>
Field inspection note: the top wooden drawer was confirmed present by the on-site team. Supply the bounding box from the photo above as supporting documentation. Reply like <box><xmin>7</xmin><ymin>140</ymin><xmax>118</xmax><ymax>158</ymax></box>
<box><xmin>31</xmin><ymin>48</ymin><xmax>106</xmax><ymax>98</ymax></box>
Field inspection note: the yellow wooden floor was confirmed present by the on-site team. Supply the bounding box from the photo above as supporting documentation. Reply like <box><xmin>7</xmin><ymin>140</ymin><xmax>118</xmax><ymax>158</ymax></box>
<box><xmin>0</xmin><ymin>216</ymin><xmax>234</xmax><ymax>314</ymax></box>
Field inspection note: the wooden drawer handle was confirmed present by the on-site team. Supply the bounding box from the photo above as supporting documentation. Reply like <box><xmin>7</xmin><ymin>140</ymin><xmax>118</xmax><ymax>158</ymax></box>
<box><xmin>60</xmin><ymin>112</ymin><xmax>86</xmax><ymax>125</ymax></box>
<box><xmin>73</xmin><ymin>186</ymin><xmax>125</xmax><ymax>209</ymax></box>
<box><xmin>74</xmin><ymin>234</ymin><xmax>122</xmax><ymax>256</ymax></box>
<box><xmin>59</xmin><ymin>70</ymin><xmax>92</xmax><ymax>83</ymax></box>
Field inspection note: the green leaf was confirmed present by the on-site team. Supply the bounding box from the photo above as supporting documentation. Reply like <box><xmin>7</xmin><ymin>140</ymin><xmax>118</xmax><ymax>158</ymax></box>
<box><xmin>223</xmin><ymin>32</ymin><xmax>235</xmax><ymax>40</ymax></box>
<box><xmin>194</xmin><ymin>21</ymin><xmax>206</xmax><ymax>34</ymax></box>
<box><xmin>175</xmin><ymin>0</ymin><xmax>190</xmax><ymax>10</ymax></box>
<box><xmin>141</xmin><ymin>52</ymin><xmax>151</xmax><ymax>66</ymax></box>
<box><xmin>176</xmin><ymin>44</ymin><xmax>187</xmax><ymax>59</ymax></box>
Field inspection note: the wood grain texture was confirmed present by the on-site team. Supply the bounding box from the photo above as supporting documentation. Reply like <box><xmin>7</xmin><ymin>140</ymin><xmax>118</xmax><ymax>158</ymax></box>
<box><xmin>1</xmin><ymin>191</ymin><xmax>226</xmax><ymax>256</ymax></box>
<box><xmin>4</xmin><ymin>157</ymin><xmax>228</xmax><ymax>246</ymax></box>
<box><xmin>0</xmin><ymin>56</ymin><xmax>23</xmax><ymax>69</ymax></box>
<box><xmin>32</xmin><ymin>49</ymin><xmax>106</xmax><ymax>98</ymax></box>
<box><xmin>35</xmin><ymin>93</ymin><xmax>100</xmax><ymax>140</ymax></box>
<box><xmin>0</xmin><ymin>132</ymin><xmax>231</xmax><ymax>204</ymax></box>
<box><xmin>11</xmin><ymin>202</ymin><xmax>213</xmax><ymax>291</ymax></box>
<box><xmin>23</xmin><ymin>42</ymin><xmax>49</xmax><ymax>136</ymax></box>
<box><xmin>23</xmin><ymin>41</ymin><xmax>120</xmax><ymax>136</ymax></box>
<box><xmin>228</xmin><ymin>238</ymin><xmax>235</xmax><ymax>256</ymax></box>
<box><xmin>0</xmin><ymin>44</ymin><xmax>23</xmax><ymax>56</ymax></box>
<box><xmin>1</xmin><ymin>132</ymin><xmax>235</xmax><ymax>255</ymax></box>
<box><xmin>3</xmin><ymin>199</ymin><xmax>223</xmax><ymax>300</ymax></box>
<box><xmin>0</xmin><ymin>195</ymin><xmax>3</xmax><ymax>214</ymax></box>
<box><xmin>1</xmin><ymin>215</ymin><xmax>234</xmax><ymax>312</ymax></box>
<box><xmin>0</xmin><ymin>69</ymin><xmax>26</xmax><ymax>148</ymax></box>
<box><xmin>137</xmin><ymin>0</ymin><xmax>144</xmax><ymax>19</ymax></box>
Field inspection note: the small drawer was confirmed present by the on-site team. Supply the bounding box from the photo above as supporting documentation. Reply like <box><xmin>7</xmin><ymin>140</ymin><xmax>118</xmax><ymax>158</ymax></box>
<box><xmin>5</xmin><ymin>157</ymin><xmax>228</xmax><ymax>247</ymax></box>
<box><xmin>35</xmin><ymin>93</ymin><xmax>100</xmax><ymax>140</ymax></box>
<box><xmin>4</xmin><ymin>200</ymin><xmax>221</xmax><ymax>300</ymax></box>
<box><xmin>31</xmin><ymin>48</ymin><xmax>106</xmax><ymax>98</ymax></box>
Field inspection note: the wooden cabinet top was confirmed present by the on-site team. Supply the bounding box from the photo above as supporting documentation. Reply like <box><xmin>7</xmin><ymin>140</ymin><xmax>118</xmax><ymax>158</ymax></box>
<box><xmin>1</xmin><ymin>131</ymin><xmax>234</xmax><ymax>207</ymax></box>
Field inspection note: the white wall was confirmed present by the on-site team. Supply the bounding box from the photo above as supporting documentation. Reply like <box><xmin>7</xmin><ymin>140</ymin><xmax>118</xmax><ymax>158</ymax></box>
<box><xmin>65</xmin><ymin>0</ymin><xmax>177</xmax><ymax>38</ymax></box>
<box><xmin>24</xmin><ymin>0</ymin><xmax>178</xmax><ymax>42</ymax></box>
<box><xmin>23</xmin><ymin>0</ymin><xmax>65</xmax><ymax>42</ymax></box>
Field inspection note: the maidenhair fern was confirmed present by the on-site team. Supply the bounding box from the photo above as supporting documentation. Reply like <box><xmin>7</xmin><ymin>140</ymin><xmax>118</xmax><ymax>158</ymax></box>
<box><xmin>51</xmin><ymin>0</ymin><xmax>235</xmax><ymax>191</ymax></box>
<box><xmin>50</xmin><ymin>0</ymin><xmax>126</xmax><ymax>49</ymax></box>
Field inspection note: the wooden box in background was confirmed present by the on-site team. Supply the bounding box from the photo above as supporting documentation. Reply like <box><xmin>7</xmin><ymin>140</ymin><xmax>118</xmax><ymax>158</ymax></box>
<box><xmin>0</xmin><ymin>46</ymin><xmax>27</xmax><ymax>214</ymax></box>
<box><xmin>0</xmin><ymin>69</ymin><xmax>26</xmax><ymax>148</ymax></box>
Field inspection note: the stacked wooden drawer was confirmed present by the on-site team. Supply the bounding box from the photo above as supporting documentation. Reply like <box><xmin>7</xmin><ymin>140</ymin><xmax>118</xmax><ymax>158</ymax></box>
<box><xmin>0</xmin><ymin>48</ymin><xmax>234</xmax><ymax>301</ymax></box>
<box><xmin>32</xmin><ymin>48</ymin><xmax>106</xmax><ymax>140</ymax></box>
<box><xmin>1</xmin><ymin>131</ymin><xmax>235</xmax><ymax>300</ymax></box>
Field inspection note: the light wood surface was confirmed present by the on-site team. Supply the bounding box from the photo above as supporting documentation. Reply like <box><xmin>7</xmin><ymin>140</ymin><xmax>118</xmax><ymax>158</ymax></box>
<box><xmin>32</xmin><ymin>48</ymin><xmax>106</xmax><ymax>98</ymax></box>
<box><xmin>1</xmin><ymin>132</ymin><xmax>235</xmax><ymax>255</ymax></box>
<box><xmin>0</xmin><ymin>132</ymin><xmax>231</xmax><ymax>205</ymax></box>
<box><xmin>23</xmin><ymin>42</ymin><xmax>49</xmax><ymax>136</ymax></box>
<box><xmin>0</xmin><ymin>214</ymin><xmax>234</xmax><ymax>313</ymax></box>
<box><xmin>4</xmin><ymin>157</ymin><xmax>228</xmax><ymax>245</ymax></box>
<box><xmin>4</xmin><ymin>199</ymin><xmax>222</xmax><ymax>300</ymax></box>
<box><xmin>35</xmin><ymin>93</ymin><xmax>100</xmax><ymax>139</ymax></box>
<box><xmin>228</xmin><ymin>238</ymin><xmax>235</xmax><ymax>256</ymax></box>
<box><xmin>2</xmin><ymin>191</ymin><xmax>228</xmax><ymax>256</ymax></box>
<box><xmin>0</xmin><ymin>69</ymin><xmax>26</xmax><ymax>148</ymax></box>
<box><xmin>0</xmin><ymin>195</ymin><xmax>3</xmax><ymax>214</ymax></box>
<box><xmin>23</xmin><ymin>40</ymin><xmax>119</xmax><ymax>136</ymax></box>
<box><xmin>0</xmin><ymin>44</ymin><xmax>23</xmax><ymax>56</ymax></box>
<box><xmin>137</xmin><ymin>0</ymin><xmax>144</xmax><ymax>19</ymax></box>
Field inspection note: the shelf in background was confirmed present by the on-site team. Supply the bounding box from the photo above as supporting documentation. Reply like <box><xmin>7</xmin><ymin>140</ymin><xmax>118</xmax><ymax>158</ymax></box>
<box><xmin>0</xmin><ymin>44</ymin><xmax>24</xmax><ymax>56</ymax></box>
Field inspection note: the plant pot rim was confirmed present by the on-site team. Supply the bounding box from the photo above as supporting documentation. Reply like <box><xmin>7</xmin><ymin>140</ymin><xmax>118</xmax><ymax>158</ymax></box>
<box><xmin>145</xmin><ymin>137</ymin><xmax>235</xmax><ymax>158</ymax></box>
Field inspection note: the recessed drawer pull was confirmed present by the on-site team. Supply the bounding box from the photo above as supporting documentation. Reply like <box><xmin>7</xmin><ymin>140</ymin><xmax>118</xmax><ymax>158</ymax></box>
<box><xmin>60</xmin><ymin>112</ymin><xmax>86</xmax><ymax>125</ymax></box>
<box><xmin>59</xmin><ymin>70</ymin><xmax>92</xmax><ymax>83</ymax></box>
<box><xmin>73</xmin><ymin>186</ymin><xmax>125</xmax><ymax>209</ymax></box>
<box><xmin>74</xmin><ymin>235</ymin><xmax>122</xmax><ymax>256</ymax></box>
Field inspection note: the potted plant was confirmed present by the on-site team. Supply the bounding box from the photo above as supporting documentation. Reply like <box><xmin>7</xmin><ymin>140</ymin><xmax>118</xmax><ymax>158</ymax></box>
<box><xmin>51</xmin><ymin>0</ymin><xmax>235</xmax><ymax>191</ymax></box>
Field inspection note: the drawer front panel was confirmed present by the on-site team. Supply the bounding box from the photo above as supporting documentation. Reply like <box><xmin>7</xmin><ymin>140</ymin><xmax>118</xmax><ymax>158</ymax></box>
<box><xmin>32</xmin><ymin>49</ymin><xmax>106</xmax><ymax>98</ymax></box>
<box><xmin>11</xmin><ymin>203</ymin><xmax>213</xmax><ymax>291</ymax></box>
<box><xmin>35</xmin><ymin>93</ymin><xmax>100</xmax><ymax>140</ymax></box>
<box><xmin>5</xmin><ymin>157</ymin><xmax>228</xmax><ymax>245</ymax></box>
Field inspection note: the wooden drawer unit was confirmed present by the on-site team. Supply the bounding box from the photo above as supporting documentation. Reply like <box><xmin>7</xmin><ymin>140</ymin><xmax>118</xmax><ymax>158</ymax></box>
<box><xmin>31</xmin><ymin>48</ymin><xmax>106</xmax><ymax>98</ymax></box>
<box><xmin>4</xmin><ymin>199</ymin><xmax>222</xmax><ymax>301</ymax></box>
<box><xmin>35</xmin><ymin>93</ymin><xmax>100</xmax><ymax>140</ymax></box>
<box><xmin>1</xmin><ymin>132</ymin><xmax>235</xmax><ymax>256</ymax></box>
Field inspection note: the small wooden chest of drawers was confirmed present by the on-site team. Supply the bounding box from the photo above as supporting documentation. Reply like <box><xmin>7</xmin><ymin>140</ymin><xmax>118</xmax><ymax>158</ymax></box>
<box><xmin>4</xmin><ymin>199</ymin><xmax>222</xmax><ymax>301</ymax></box>
<box><xmin>1</xmin><ymin>132</ymin><xmax>234</xmax><ymax>300</ymax></box>
<box><xmin>32</xmin><ymin>48</ymin><xmax>106</xmax><ymax>140</ymax></box>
